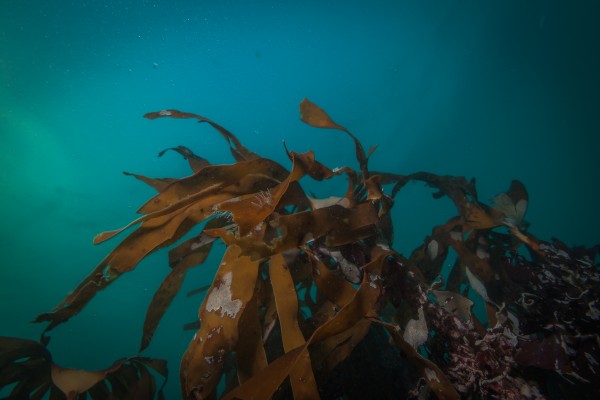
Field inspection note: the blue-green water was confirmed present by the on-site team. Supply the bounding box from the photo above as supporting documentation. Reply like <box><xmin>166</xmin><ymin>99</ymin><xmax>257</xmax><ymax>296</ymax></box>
<box><xmin>1</xmin><ymin>1</ymin><xmax>598</xmax><ymax>398</ymax></box>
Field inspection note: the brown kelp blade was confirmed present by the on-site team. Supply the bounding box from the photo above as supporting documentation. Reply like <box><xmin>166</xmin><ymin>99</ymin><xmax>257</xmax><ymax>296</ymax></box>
<box><xmin>380</xmin><ymin>171</ymin><xmax>499</xmax><ymax>231</ymax></box>
<box><xmin>140</xmin><ymin>234</ymin><xmax>215</xmax><ymax>352</ymax></box>
<box><xmin>95</xmin><ymin>158</ymin><xmax>287</xmax><ymax>245</ymax></box>
<box><xmin>144</xmin><ymin>109</ymin><xmax>258</xmax><ymax>161</ymax></box>
<box><xmin>157</xmin><ymin>145</ymin><xmax>211</xmax><ymax>173</ymax></box>
<box><xmin>39</xmin><ymin>203</ymin><xmax>207</xmax><ymax>332</ymax></box>
<box><xmin>123</xmin><ymin>171</ymin><xmax>177</xmax><ymax>193</ymax></box>
<box><xmin>235</xmin><ymin>290</ymin><xmax>268</xmax><ymax>384</ymax></box>
<box><xmin>212</xmin><ymin>202</ymin><xmax>379</xmax><ymax>261</ymax></box>
<box><xmin>286</xmin><ymin>149</ymin><xmax>334</xmax><ymax>181</ymax></box>
<box><xmin>299</xmin><ymin>98</ymin><xmax>369</xmax><ymax>176</ymax></box>
<box><xmin>310</xmin><ymin>257</ymin><xmax>357</xmax><ymax>308</ymax></box>
<box><xmin>33</xmin><ymin>259</ymin><xmax>114</xmax><ymax>332</ymax></box>
<box><xmin>168</xmin><ymin>232</ymin><xmax>219</xmax><ymax>269</ymax></box>
<box><xmin>321</xmin><ymin>318</ymin><xmax>372</xmax><ymax>371</ymax></box>
<box><xmin>223</xmin><ymin>247</ymin><xmax>392</xmax><ymax>400</ymax></box>
<box><xmin>269</xmin><ymin>253</ymin><xmax>319</xmax><ymax>398</ymax></box>
<box><xmin>137</xmin><ymin>157</ymin><xmax>288</xmax><ymax>215</ymax></box>
<box><xmin>299</xmin><ymin>98</ymin><xmax>347</xmax><ymax>131</ymax></box>
<box><xmin>376</xmin><ymin>321</ymin><xmax>460</xmax><ymax>400</ymax></box>
<box><xmin>180</xmin><ymin>245</ymin><xmax>260</xmax><ymax>399</ymax></box>
<box><xmin>99</xmin><ymin>202</ymin><xmax>201</xmax><ymax>275</ymax></box>
<box><xmin>0</xmin><ymin>337</ymin><xmax>167</xmax><ymax>399</ymax></box>
<box><xmin>216</xmin><ymin>152</ymin><xmax>307</xmax><ymax>236</ymax></box>
<box><xmin>42</xmin><ymin>157</ymin><xmax>293</xmax><ymax>334</ymax></box>
<box><xmin>186</xmin><ymin>285</ymin><xmax>211</xmax><ymax>298</ymax></box>
<box><xmin>140</xmin><ymin>230</ymin><xmax>220</xmax><ymax>353</ymax></box>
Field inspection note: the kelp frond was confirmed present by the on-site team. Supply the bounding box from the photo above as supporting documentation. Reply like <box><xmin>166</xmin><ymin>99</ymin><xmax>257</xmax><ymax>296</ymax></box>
<box><xmin>0</xmin><ymin>336</ymin><xmax>167</xmax><ymax>399</ymax></box>
<box><xmin>1</xmin><ymin>100</ymin><xmax>599</xmax><ymax>400</ymax></box>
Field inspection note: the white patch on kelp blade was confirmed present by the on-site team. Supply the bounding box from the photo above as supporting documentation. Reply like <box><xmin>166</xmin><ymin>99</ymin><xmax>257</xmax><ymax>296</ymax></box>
<box><xmin>466</xmin><ymin>267</ymin><xmax>491</xmax><ymax>303</ymax></box>
<box><xmin>403</xmin><ymin>306</ymin><xmax>428</xmax><ymax>349</ymax></box>
<box><xmin>205</xmin><ymin>271</ymin><xmax>243</xmax><ymax>318</ymax></box>
<box><xmin>424</xmin><ymin>367</ymin><xmax>440</xmax><ymax>383</ymax></box>
<box><xmin>426</xmin><ymin>240</ymin><xmax>439</xmax><ymax>260</ymax></box>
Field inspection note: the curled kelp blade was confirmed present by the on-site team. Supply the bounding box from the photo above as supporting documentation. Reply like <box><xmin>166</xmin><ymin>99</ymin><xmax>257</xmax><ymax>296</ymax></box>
<box><xmin>377</xmin><ymin>171</ymin><xmax>500</xmax><ymax>231</ymax></box>
<box><xmin>52</xmin><ymin>357</ymin><xmax>167</xmax><ymax>400</ymax></box>
<box><xmin>51</xmin><ymin>360</ymin><xmax>123</xmax><ymax>397</ymax></box>
<box><xmin>157</xmin><ymin>145</ymin><xmax>211</xmax><ymax>173</ymax></box>
<box><xmin>144</xmin><ymin>109</ymin><xmax>258</xmax><ymax>162</ymax></box>
<box><xmin>299</xmin><ymin>98</ymin><xmax>370</xmax><ymax>177</ymax></box>
<box><xmin>0</xmin><ymin>336</ymin><xmax>52</xmax><ymax>399</ymax></box>
<box><xmin>490</xmin><ymin>179</ymin><xmax>528</xmax><ymax>228</ymax></box>
<box><xmin>287</xmin><ymin>149</ymin><xmax>335</xmax><ymax>181</ymax></box>
<box><xmin>0</xmin><ymin>337</ymin><xmax>167</xmax><ymax>399</ymax></box>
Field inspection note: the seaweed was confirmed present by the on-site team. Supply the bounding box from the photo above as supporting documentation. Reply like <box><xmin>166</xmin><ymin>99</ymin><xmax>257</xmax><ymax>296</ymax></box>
<box><xmin>0</xmin><ymin>336</ymin><xmax>167</xmax><ymax>399</ymax></box>
<box><xmin>1</xmin><ymin>99</ymin><xmax>599</xmax><ymax>399</ymax></box>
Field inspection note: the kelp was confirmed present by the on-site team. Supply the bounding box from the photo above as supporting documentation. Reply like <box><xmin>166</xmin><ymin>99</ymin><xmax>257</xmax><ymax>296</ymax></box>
<box><xmin>2</xmin><ymin>99</ymin><xmax>600</xmax><ymax>400</ymax></box>
<box><xmin>0</xmin><ymin>336</ymin><xmax>167</xmax><ymax>399</ymax></box>
<box><xmin>157</xmin><ymin>146</ymin><xmax>211</xmax><ymax>173</ymax></box>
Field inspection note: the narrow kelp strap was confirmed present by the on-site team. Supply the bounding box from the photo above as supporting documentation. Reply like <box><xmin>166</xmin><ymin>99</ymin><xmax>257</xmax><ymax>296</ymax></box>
<box><xmin>222</xmin><ymin>246</ymin><xmax>392</xmax><ymax>400</ymax></box>
<box><xmin>180</xmin><ymin>244</ymin><xmax>260</xmax><ymax>398</ymax></box>
<box><xmin>144</xmin><ymin>109</ymin><xmax>259</xmax><ymax>162</ymax></box>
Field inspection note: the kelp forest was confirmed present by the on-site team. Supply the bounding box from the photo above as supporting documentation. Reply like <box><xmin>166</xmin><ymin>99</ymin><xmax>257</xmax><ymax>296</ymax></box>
<box><xmin>1</xmin><ymin>99</ymin><xmax>599</xmax><ymax>400</ymax></box>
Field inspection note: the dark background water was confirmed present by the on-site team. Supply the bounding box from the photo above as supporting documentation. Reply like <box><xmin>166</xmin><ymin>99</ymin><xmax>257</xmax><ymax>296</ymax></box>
<box><xmin>1</xmin><ymin>0</ymin><xmax>598</xmax><ymax>397</ymax></box>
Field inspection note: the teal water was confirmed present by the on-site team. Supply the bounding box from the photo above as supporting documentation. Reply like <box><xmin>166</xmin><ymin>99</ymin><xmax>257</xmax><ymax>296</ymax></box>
<box><xmin>1</xmin><ymin>1</ymin><xmax>598</xmax><ymax>398</ymax></box>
